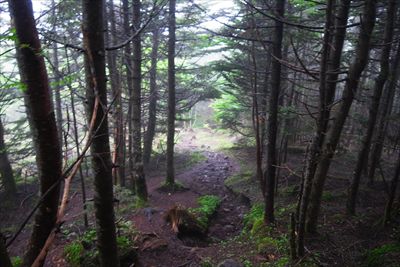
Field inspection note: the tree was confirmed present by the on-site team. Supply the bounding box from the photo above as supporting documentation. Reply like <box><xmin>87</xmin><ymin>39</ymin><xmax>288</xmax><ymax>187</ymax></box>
<box><xmin>297</xmin><ymin>0</ymin><xmax>335</xmax><ymax>256</ymax></box>
<box><xmin>82</xmin><ymin>0</ymin><xmax>119</xmax><ymax>266</ymax></box>
<box><xmin>143</xmin><ymin>25</ymin><xmax>160</xmax><ymax>165</ymax></box>
<box><xmin>0</xmin><ymin>117</ymin><xmax>17</xmax><ymax>200</ymax></box>
<box><xmin>9</xmin><ymin>0</ymin><xmax>62</xmax><ymax>265</ymax></box>
<box><xmin>263</xmin><ymin>0</ymin><xmax>285</xmax><ymax>224</ymax></box>
<box><xmin>106</xmin><ymin>0</ymin><xmax>126</xmax><ymax>186</ymax></box>
<box><xmin>166</xmin><ymin>0</ymin><xmax>176</xmax><ymax>185</ymax></box>
<box><xmin>306</xmin><ymin>0</ymin><xmax>377</xmax><ymax>233</ymax></box>
<box><xmin>0</xmin><ymin>233</ymin><xmax>11</xmax><ymax>267</ymax></box>
<box><xmin>132</xmin><ymin>0</ymin><xmax>148</xmax><ymax>201</ymax></box>
<box><xmin>346</xmin><ymin>0</ymin><xmax>397</xmax><ymax>215</ymax></box>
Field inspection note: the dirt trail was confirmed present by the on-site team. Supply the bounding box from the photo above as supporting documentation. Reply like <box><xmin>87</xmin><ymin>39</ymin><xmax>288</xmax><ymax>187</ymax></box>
<box><xmin>132</xmin><ymin>130</ymin><xmax>249</xmax><ymax>267</ymax></box>
<box><xmin>2</xmin><ymin>129</ymin><xmax>249</xmax><ymax>266</ymax></box>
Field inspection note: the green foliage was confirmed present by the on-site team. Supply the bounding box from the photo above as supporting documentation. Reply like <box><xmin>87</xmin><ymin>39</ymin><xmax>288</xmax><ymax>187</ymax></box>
<box><xmin>64</xmin><ymin>221</ymin><xmax>137</xmax><ymax>266</ymax></box>
<box><xmin>187</xmin><ymin>151</ymin><xmax>207</xmax><ymax>166</ymax></box>
<box><xmin>200</xmin><ymin>257</ymin><xmax>214</xmax><ymax>267</ymax></box>
<box><xmin>64</xmin><ymin>242</ymin><xmax>84</xmax><ymax>267</ymax></box>
<box><xmin>190</xmin><ymin>195</ymin><xmax>221</xmax><ymax>227</ymax></box>
<box><xmin>243</xmin><ymin>259</ymin><xmax>253</xmax><ymax>267</ymax></box>
<box><xmin>212</xmin><ymin>93</ymin><xmax>249</xmax><ymax>134</ymax></box>
<box><xmin>322</xmin><ymin>192</ymin><xmax>335</xmax><ymax>202</ymax></box>
<box><xmin>81</xmin><ymin>229</ymin><xmax>97</xmax><ymax>244</ymax></box>
<box><xmin>117</xmin><ymin>236</ymin><xmax>131</xmax><ymax>250</ymax></box>
<box><xmin>0</xmin><ymin>28</ymin><xmax>17</xmax><ymax>42</ymax></box>
<box><xmin>224</xmin><ymin>171</ymin><xmax>252</xmax><ymax>187</ymax></box>
<box><xmin>243</xmin><ymin>203</ymin><xmax>264</xmax><ymax>229</ymax></box>
<box><xmin>363</xmin><ymin>243</ymin><xmax>400</xmax><ymax>267</ymax></box>
<box><xmin>113</xmin><ymin>185</ymin><xmax>136</xmax><ymax>215</ymax></box>
<box><xmin>11</xmin><ymin>256</ymin><xmax>22</xmax><ymax>267</ymax></box>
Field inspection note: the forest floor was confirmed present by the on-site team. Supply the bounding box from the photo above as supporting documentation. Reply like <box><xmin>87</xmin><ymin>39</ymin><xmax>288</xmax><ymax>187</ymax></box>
<box><xmin>1</xmin><ymin>127</ymin><xmax>400</xmax><ymax>267</ymax></box>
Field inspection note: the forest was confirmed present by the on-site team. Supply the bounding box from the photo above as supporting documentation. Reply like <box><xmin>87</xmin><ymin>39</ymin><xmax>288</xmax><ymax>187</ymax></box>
<box><xmin>0</xmin><ymin>0</ymin><xmax>400</xmax><ymax>266</ymax></box>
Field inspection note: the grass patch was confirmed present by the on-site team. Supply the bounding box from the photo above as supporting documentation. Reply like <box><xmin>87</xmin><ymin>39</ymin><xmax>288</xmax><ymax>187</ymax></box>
<box><xmin>187</xmin><ymin>151</ymin><xmax>207</xmax><ymax>166</ymax></box>
<box><xmin>225</xmin><ymin>171</ymin><xmax>253</xmax><ymax>187</ymax></box>
<box><xmin>363</xmin><ymin>243</ymin><xmax>400</xmax><ymax>267</ymax></box>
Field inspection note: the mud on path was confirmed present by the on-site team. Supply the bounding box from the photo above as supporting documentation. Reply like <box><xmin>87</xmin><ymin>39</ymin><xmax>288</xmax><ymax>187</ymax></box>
<box><xmin>132</xmin><ymin>139</ymin><xmax>249</xmax><ymax>266</ymax></box>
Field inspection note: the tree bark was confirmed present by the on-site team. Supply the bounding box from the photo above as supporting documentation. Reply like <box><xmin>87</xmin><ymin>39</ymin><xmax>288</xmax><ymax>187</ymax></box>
<box><xmin>383</xmin><ymin>136</ymin><xmax>400</xmax><ymax>226</ymax></box>
<box><xmin>263</xmin><ymin>0</ymin><xmax>285</xmax><ymax>224</ymax></box>
<box><xmin>166</xmin><ymin>0</ymin><xmax>176</xmax><ymax>185</ymax></box>
<box><xmin>9</xmin><ymin>1</ymin><xmax>62</xmax><ymax>266</ymax></box>
<box><xmin>106</xmin><ymin>0</ymin><xmax>125</xmax><ymax>187</ymax></box>
<box><xmin>51</xmin><ymin>0</ymin><xmax>63</xmax><ymax>147</ymax></box>
<box><xmin>306</xmin><ymin>0</ymin><xmax>377</xmax><ymax>233</ymax></box>
<box><xmin>122</xmin><ymin>0</ymin><xmax>134</xmax><ymax>189</ymax></box>
<box><xmin>346</xmin><ymin>0</ymin><xmax>396</xmax><ymax>215</ymax></box>
<box><xmin>82</xmin><ymin>1</ymin><xmax>119</xmax><ymax>266</ymax></box>
<box><xmin>297</xmin><ymin>0</ymin><xmax>334</xmax><ymax>256</ymax></box>
<box><xmin>131</xmin><ymin>0</ymin><xmax>148</xmax><ymax>201</ymax></box>
<box><xmin>0</xmin><ymin>233</ymin><xmax>11</xmax><ymax>267</ymax></box>
<box><xmin>143</xmin><ymin>26</ymin><xmax>160</xmax><ymax>165</ymax></box>
<box><xmin>65</xmin><ymin>44</ymin><xmax>89</xmax><ymax>227</ymax></box>
<box><xmin>368</xmin><ymin>33</ymin><xmax>400</xmax><ymax>185</ymax></box>
<box><xmin>0</xmin><ymin>118</ymin><xmax>17</xmax><ymax>199</ymax></box>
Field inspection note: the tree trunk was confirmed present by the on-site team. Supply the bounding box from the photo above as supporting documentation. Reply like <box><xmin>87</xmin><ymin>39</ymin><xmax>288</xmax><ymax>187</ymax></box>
<box><xmin>0</xmin><ymin>233</ymin><xmax>11</xmax><ymax>267</ymax></box>
<box><xmin>131</xmin><ymin>0</ymin><xmax>148</xmax><ymax>201</ymax></box>
<box><xmin>346</xmin><ymin>0</ymin><xmax>396</xmax><ymax>215</ymax></box>
<box><xmin>82</xmin><ymin>1</ymin><xmax>119</xmax><ymax>266</ymax></box>
<box><xmin>263</xmin><ymin>0</ymin><xmax>285</xmax><ymax>224</ymax></box>
<box><xmin>368</xmin><ymin>35</ymin><xmax>400</xmax><ymax>185</ymax></box>
<box><xmin>143</xmin><ymin>26</ymin><xmax>160</xmax><ymax>165</ymax></box>
<box><xmin>306</xmin><ymin>0</ymin><xmax>377</xmax><ymax>233</ymax></box>
<box><xmin>122</xmin><ymin>0</ymin><xmax>134</xmax><ymax>189</ymax></box>
<box><xmin>51</xmin><ymin>0</ymin><xmax>63</xmax><ymax>146</ymax></box>
<box><xmin>0</xmin><ymin>118</ymin><xmax>17</xmax><ymax>199</ymax></box>
<box><xmin>383</xmin><ymin>138</ymin><xmax>400</xmax><ymax>226</ymax></box>
<box><xmin>65</xmin><ymin>43</ymin><xmax>89</xmax><ymax>227</ymax></box>
<box><xmin>52</xmin><ymin>45</ymin><xmax>63</xmax><ymax>146</ymax></box>
<box><xmin>9</xmin><ymin>1</ymin><xmax>62</xmax><ymax>266</ymax></box>
<box><xmin>297</xmin><ymin>0</ymin><xmax>334</xmax><ymax>256</ymax></box>
<box><xmin>166</xmin><ymin>0</ymin><xmax>176</xmax><ymax>185</ymax></box>
<box><xmin>106</xmin><ymin>0</ymin><xmax>125</xmax><ymax>187</ymax></box>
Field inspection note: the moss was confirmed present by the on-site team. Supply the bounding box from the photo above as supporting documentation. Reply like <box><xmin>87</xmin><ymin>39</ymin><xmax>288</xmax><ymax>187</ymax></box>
<box><xmin>243</xmin><ymin>203</ymin><xmax>264</xmax><ymax>229</ymax></box>
<box><xmin>11</xmin><ymin>256</ymin><xmax>22</xmax><ymax>267</ymax></box>
<box><xmin>158</xmin><ymin>180</ymin><xmax>187</xmax><ymax>193</ymax></box>
<box><xmin>363</xmin><ymin>243</ymin><xmax>400</xmax><ymax>267</ymax></box>
<box><xmin>190</xmin><ymin>195</ymin><xmax>221</xmax><ymax>228</ymax></box>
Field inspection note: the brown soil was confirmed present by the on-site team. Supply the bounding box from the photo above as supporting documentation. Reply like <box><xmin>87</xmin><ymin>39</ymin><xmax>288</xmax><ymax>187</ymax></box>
<box><xmin>1</xmin><ymin>128</ymin><xmax>251</xmax><ymax>267</ymax></box>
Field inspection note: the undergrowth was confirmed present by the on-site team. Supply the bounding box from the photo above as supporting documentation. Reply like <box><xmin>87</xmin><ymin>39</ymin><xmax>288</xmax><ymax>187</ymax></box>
<box><xmin>64</xmin><ymin>220</ymin><xmax>137</xmax><ymax>266</ymax></box>
<box><xmin>11</xmin><ymin>256</ymin><xmax>22</xmax><ymax>267</ymax></box>
<box><xmin>363</xmin><ymin>243</ymin><xmax>400</xmax><ymax>267</ymax></box>
<box><xmin>190</xmin><ymin>195</ymin><xmax>221</xmax><ymax>228</ymax></box>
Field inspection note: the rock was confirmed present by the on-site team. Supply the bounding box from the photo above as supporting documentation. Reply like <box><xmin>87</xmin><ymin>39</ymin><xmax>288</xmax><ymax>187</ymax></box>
<box><xmin>217</xmin><ymin>259</ymin><xmax>244</xmax><ymax>267</ymax></box>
